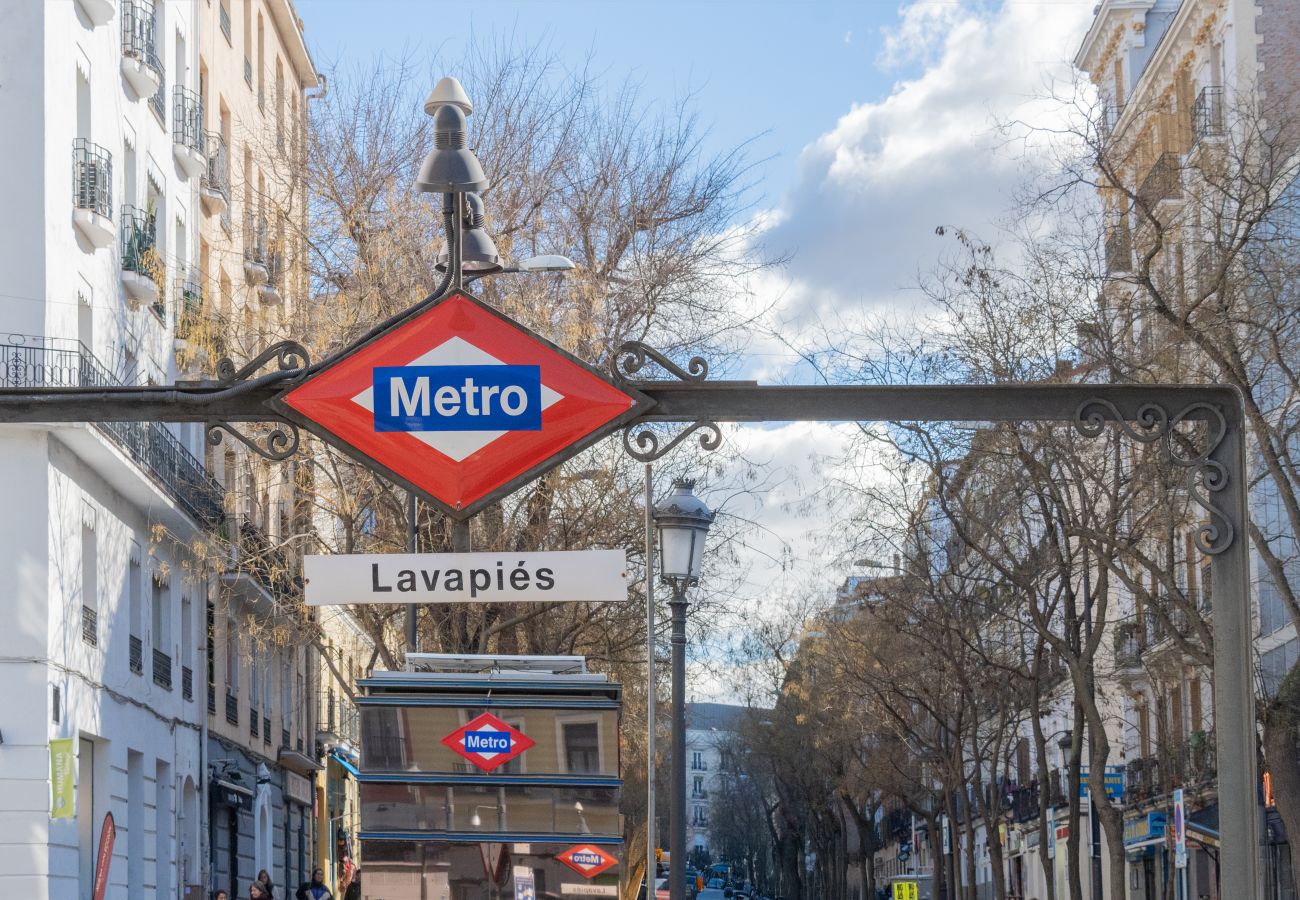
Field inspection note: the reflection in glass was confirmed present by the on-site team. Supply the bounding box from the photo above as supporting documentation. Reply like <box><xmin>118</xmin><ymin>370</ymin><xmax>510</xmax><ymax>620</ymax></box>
<box><xmin>360</xmin><ymin>782</ymin><xmax>620</xmax><ymax>836</ymax></box>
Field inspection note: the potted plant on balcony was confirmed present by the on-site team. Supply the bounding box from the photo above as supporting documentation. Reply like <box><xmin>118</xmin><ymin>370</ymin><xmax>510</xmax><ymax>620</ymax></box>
<box><xmin>121</xmin><ymin>202</ymin><xmax>163</xmax><ymax>309</ymax></box>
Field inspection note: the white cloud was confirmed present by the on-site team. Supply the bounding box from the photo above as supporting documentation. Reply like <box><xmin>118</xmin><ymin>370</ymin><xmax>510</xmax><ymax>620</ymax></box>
<box><xmin>756</xmin><ymin>0</ymin><xmax>1093</xmax><ymax>340</ymax></box>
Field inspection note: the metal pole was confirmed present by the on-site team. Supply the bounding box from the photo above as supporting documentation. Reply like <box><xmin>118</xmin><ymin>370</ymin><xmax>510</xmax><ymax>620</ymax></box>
<box><xmin>669</xmin><ymin>582</ymin><xmax>688</xmax><ymax>900</ymax></box>
<box><xmin>405</xmin><ymin>490</ymin><xmax>418</xmax><ymax>653</ymax></box>
<box><xmin>646</xmin><ymin>463</ymin><xmax>658</xmax><ymax>888</ymax></box>
<box><xmin>452</xmin><ymin>519</ymin><xmax>471</xmax><ymax>553</ymax></box>
<box><xmin>1212</xmin><ymin>418</ymin><xmax>1261</xmax><ymax>898</ymax></box>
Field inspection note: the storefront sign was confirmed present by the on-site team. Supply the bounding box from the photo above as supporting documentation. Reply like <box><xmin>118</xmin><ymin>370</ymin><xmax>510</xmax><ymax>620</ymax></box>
<box><xmin>513</xmin><ymin>865</ymin><xmax>536</xmax><ymax>900</ymax></box>
<box><xmin>92</xmin><ymin>812</ymin><xmax>116</xmax><ymax>900</ymax></box>
<box><xmin>891</xmin><ymin>882</ymin><xmax>918</xmax><ymax>900</ymax></box>
<box><xmin>1078</xmin><ymin>766</ymin><xmax>1125</xmax><ymax>801</ymax></box>
<box><xmin>560</xmin><ymin>886</ymin><xmax>617</xmax><ymax>897</ymax></box>
<box><xmin>50</xmin><ymin>738</ymin><xmax>75</xmax><ymax>818</ymax></box>
<box><xmin>1123</xmin><ymin>812</ymin><xmax>1166</xmax><ymax>846</ymax></box>
<box><xmin>304</xmin><ymin>549</ymin><xmax>627</xmax><ymax>606</ymax></box>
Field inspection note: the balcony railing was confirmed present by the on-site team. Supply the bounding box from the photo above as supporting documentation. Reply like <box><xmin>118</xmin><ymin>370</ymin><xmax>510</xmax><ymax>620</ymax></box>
<box><xmin>73</xmin><ymin>140</ymin><xmax>113</xmax><ymax>221</ymax></box>
<box><xmin>82</xmin><ymin>605</ymin><xmax>97</xmax><ymax>646</ymax></box>
<box><xmin>130</xmin><ymin>634</ymin><xmax>143</xmax><ymax>674</ymax></box>
<box><xmin>121</xmin><ymin>1</ymin><xmax>162</xmax><ymax>80</ymax></box>
<box><xmin>152</xmin><ymin>648</ymin><xmax>172</xmax><ymax>690</ymax></box>
<box><xmin>175</xmin><ymin>272</ymin><xmax>204</xmax><ymax>339</ymax></box>
<box><xmin>203</xmin><ymin>132</ymin><xmax>230</xmax><ymax>198</ymax></box>
<box><xmin>1010</xmin><ymin>784</ymin><xmax>1040</xmax><ymax>823</ymax></box>
<box><xmin>244</xmin><ymin>213</ymin><xmax>268</xmax><ymax>264</ymax></box>
<box><xmin>265</xmin><ymin>249</ymin><xmax>282</xmax><ymax>289</ymax></box>
<box><xmin>1192</xmin><ymin>86</ymin><xmax>1225</xmax><ymax>143</ymax></box>
<box><xmin>1137</xmin><ymin>152</ymin><xmax>1182</xmax><ymax>207</ymax></box>
<box><xmin>1125</xmin><ymin>756</ymin><xmax>1162</xmax><ymax>803</ymax></box>
<box><xmin>182</xmin><ymin>666</ymin><xmax>193</xmax><ymax>700</ymax></box>
<box><xmin>236</xmin><ymin>520</ymin><xmax>301</xmax><ymax>600</ymax></box>
<box><xmin>173</xmin><ymin>86</ymin><xmax>204</xmax><ymax>153</ymax></box>
<box><xmin>149</xmin><ymin>62</ymin><xmax>167</xmax><ymax>124</ymax></box>
<box><xmin>1104</xmin><ymin>226</ymin><xmax>1132</xmax><ymax>275</ymax></box>
<box><xmin>0</xmin><ymin>335</ymin><xmax>224</xmax><ymax>527</ymax></box>
<box><xmin>121</xmin><ymin>203</ymin><xmax>160</xmax><ymax>283</ymax></box>
<box><xmin>225</xmin><ymin>690</ymin><xmax>238</xmax><ymax>724</ymax></box>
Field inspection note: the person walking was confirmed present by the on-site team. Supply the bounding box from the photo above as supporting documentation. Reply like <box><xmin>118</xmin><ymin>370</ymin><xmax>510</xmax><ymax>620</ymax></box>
<box><xmin>257</xmin><ymin>869</ymin><xmax>276</xmax><ymax>899</ymax></box>
<box><xmin>296</xmin><ymin>868</ymin><xmax>335</xmax><ymax>900</ymax></box>
<box><xmin>343</xmin><ymin>868</ymin><xmax>361</xmax><ymax>900</ymax></box>
<box><xmin>250</xmin><ymin>883</ymin><xmax>268</xmax><ymax>900</ymax></box>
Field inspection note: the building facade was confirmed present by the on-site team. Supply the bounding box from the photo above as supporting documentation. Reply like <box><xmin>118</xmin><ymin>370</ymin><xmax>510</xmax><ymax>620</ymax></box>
<box><xmin>0</xmin><ymin>1</ymin><xmax>218</xmax><ymax>898</ymax></box>
<box><xmin>684</xmin><ymin>702</ymin><xmax>747</xmax><ymax>860</ymax></box>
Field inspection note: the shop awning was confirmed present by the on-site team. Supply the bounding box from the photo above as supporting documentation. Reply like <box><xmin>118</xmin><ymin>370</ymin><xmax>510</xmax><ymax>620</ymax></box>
<box><xmin>331</xmin><ymin>749</ymin><xmax>361</xmax><ymax>778</ymax></box>
<box><xmin>1189</xmin><ymin>804</ymin><xmax>1219</xmax><ymax>848</ymax></box>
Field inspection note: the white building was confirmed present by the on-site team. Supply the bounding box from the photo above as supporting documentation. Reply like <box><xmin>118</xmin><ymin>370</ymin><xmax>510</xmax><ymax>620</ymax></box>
<box><xmin>684</xmin><ymin>702</ymin><xmax>747</xmax><ymax>858</ymax></box>
<box><xmin>0</xmin><ymin>1</ymin><xmax>218</xmax><ymax>898</ymax></box>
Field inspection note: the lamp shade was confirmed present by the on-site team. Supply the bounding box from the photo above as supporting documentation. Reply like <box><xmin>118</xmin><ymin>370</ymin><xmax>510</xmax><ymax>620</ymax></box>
<box><xmin>653</xmin><ymin>479</ymin><xmax>714</xmax><ymax>583</ymax></box>
<box><xmin>436</xmin><ymin>227</ymin><xmax>502</xmax><ymax>273</ymax></box>
<box><xmin>423</xmin><ymin>76</ymin><xmax>473</xmax><ymax>116</ymax></box>
<box><xmin>415</xmin><ymin>105</ymin><xmax>490</xmax><ymax>194</ymax></box>
<box><xmin>517</xmin><ymin>254</ymin><xmax>576</xmax><ymax>273</ymax></box>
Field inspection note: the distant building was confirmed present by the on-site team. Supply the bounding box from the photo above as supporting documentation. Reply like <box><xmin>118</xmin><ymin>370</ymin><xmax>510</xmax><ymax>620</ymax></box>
<box><xmin>685</xmin><ymin>702</ymin><xmax>749</xmax><ymax>857</ymax></box>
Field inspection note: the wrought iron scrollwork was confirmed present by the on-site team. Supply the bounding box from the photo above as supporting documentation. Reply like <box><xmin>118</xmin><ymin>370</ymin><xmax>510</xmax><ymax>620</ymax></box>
<box><xmin>614</xmin><ymin>340</ymin><xmax>709</xmax><ymax>383</ymax></box>
<box><xmin>208</xmin><ymin>420</ymin><xmax>301</xmax><ymax>462</ymax></box>
<box><xmin>1074</xmin><ymin>398</ymin><xmax>1233</xmax><ymax>555</ymax></box>
<box><xmin>215</xmin><ymin>340</ymin><xmax>311</xmax><ymax>386</ymax></box>
<box><xmin>622</xmin><ymin>421</ymin><xmax>723</xmax><ymax>462</ymax></box>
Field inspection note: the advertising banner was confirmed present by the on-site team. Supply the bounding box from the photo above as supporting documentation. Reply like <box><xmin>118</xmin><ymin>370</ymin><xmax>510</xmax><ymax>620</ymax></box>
<box><xmin>50</xmin><ymin>738</ymin><xmax>75</xmax><ymax>818</ymax></box>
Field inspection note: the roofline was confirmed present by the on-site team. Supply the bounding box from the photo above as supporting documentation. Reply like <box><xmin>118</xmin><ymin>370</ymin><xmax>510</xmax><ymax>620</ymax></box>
<box><xmin>1073</xmin><ymin>0</ymin><xmax>1158</xmax><ymax>71</ymax></box>
<box><xmin>267</xmin><ymin>0</ymin><xmax>319</xmax><ymax>89</ymax></box>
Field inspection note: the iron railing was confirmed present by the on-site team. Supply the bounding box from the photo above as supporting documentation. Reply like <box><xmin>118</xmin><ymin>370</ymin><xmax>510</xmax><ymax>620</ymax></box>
<box><xmin>72</xmin><ymin>139</ymin><xmax>113</xmax><ymax>221</ymax></box>
<box><xmin>121</xmin><ymin>0</ymin><xmax>162</xmax><ymax>82</ymax></box>
<box><xmin>225</xmin><ymin>690</ymin><xmax>238</xmax><ymax>724</ymax></box>
<box><xmin>149</xmin><ymin>63</ymin><xmax>167</xmax><ymax>124</ymax></box>
<box><xmin>120</xmin><ymin>204</ymin><xmax>159</xmax><ymax>283</ymax></box>
<box><xmin>182</xmin><ymin>666</ymin><xmax>193</xmax><ymax>700</ymax></box>
<box><xmin>130</xmin><ymin>635</ymin><xmax>143</xmax><ymax>673</ymax></box>
<box><xmin>238</xmin><ymin>520</ymin><xmax>300</xmax><ymax>600</ymax></box>
<box><xmin>1125</xmin><ymin>756</ymin><xmax>1162</xmax><ymax>803</ymax></box>
<box><xmin>1193</xmin><ymin>86</ymin><xmax>1225</xmax><ymax>143</ymax></box>
<box><xmin>1138</xmin><ymin>152</ymin><xmax>1182</xmax><ymax>207</ymax></box>
<box><xmin>219</xmin><ymin>2</ymin><xmax>231</xmax><ymax>43</ymax></box>
<box><xmin>0</xmin><ymin>335</ymin><xmax>224</xmax><ymax>527</ymax></box>
<box><xmin>264</xmin><ymin>249</ymin><xmax>283</xmax><ymax>292</ymax></box>
<box><xmin>175</xmin><ymin>272</ymin><xmax>204</xmax><ymax>339</ymax></box>
<box><xmin>244</xmin><ymin>212</ymin><xmax>268</xmax><ymax>264</ymax></box>
<box><xmin>152</xmin><ymin>648</ymin><xmax>172</xmax><ymax>690</ymax></box>
<box><xmin>82</xmin><ymin>605</ymin><xmax>97</xmax><ymax>646</ymax></box>
<box><xmin>173</xmin><ymin>86</ymin><xmax>204</xmax><ymax>153</ymax></box>
<box><xmin>203</xmin><ymin>132</ymin><xmax>230</xmax><ymax>199</ymax></box>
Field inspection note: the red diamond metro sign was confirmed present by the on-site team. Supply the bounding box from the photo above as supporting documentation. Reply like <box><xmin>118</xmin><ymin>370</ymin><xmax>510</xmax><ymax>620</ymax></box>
<box><xmin>274</xmin><ymin>292</ymin><xmax>648</xmax><ymax>519</ymax></box>
<box><xmin>441</xmin><ymin>711</ymin><xmax>535</xmax><ymax>771</ymax></box>
<box><xmin>556</xmin><ymin>844</ymin><xmax>618</xmax><ymax>879</ymax></box>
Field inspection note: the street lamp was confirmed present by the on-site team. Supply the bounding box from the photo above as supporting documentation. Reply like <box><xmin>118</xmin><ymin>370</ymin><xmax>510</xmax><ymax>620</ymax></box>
<box><xmin>653</xmin><ymin>478</ymin><xmax>714</xmax><ymax>900</ymax></box>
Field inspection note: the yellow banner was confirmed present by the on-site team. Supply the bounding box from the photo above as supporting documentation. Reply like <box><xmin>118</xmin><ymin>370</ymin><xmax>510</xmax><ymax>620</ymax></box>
<box><xmin>892</xmin><ymin>882</ymin><xmax>918</xmax><ymax>900</ymax></box>
<box><xmin>50</xmin><ymin>738</ymin><xmax>75</xmax><ymax>819</ymax></box>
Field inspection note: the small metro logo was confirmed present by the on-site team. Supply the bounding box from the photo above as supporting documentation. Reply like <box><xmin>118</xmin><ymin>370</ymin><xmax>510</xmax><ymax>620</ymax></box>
<box><xmin>556</xmin><ymin>844</ymin><xmax>618</xmax><ymax>879</ymax></box>
<box><xmin>441</xmin><ymin>711</ymin><xmax>535</xmax><ymax>772</ymax></box>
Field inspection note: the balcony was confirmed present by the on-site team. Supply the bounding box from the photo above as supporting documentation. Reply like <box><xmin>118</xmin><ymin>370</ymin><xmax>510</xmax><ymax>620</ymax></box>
<box><xmin>235</xmin><ymin>520</ymin><xmax>300</xmax><ymax>601</ymax></box>
<box><xmin>1125</xmin><ymin>756</ymin><xmax>1162</xmax><ymax>805</ymax></box>
<box><xmin>242</xmin><ymin>214</ymin><xmax>268</xmax><ymax>285</ymax></box>
<box><xmin>1113</xmin><ymin>622</ymin><xmax>1143</xmax><ymax>680</ymax></box>
<box><xmin>120</xmin><ymin>0</ymin><xmax>161</xmax><ymax>100</ymax></box>
<box><xmin>1009</xmin><ymin>784</ymin><xmax>1040</xmax><ymax>824</ymax></box>
<box><xmin>0</xmin><ymin>336</ymin><xmax>225</xmax><ymax>527</ymax></box>
<box><xmin>172</xmin><ymin>86</ymin><xmax>205</xmax><ymax>178</ymax></box>
<box><xmin>691</xmin><ymin>789</ymin><xmax>710</xmax><ymax>800</ymax></box>
<box><xmin>77</xmin><ymin>0</ymin><xmax>115</xmax><ymax>27</ymax></box>
<box><xmin>120</xmin><ymin>204</ymin><xmax>161</xmax><ymax>308</ymax></box>
<box><xmin>72</xmin><ymin>140</ymin><xmax>115</xmax><ymax>247</ymax></box>
<box><xmin>259</xmin><ymin>249</ymin><xmax>283</xmax><ymax>305</ymax></box>
<box><xmin>1192</xmin><ymin>86</ymin><xmax>1225</xmax><ymax>145</ymax></box>
<box><xmin>1137</xmin><ymin>152</ymin><xmax>1183</xmax><ymax>211</ymax></box>
<box><xmin>173</xmin><ymin>272</ymin><xmax>204</xmax><ymax>346</ymax></box>
<box><xmin>1104</xmin><ymin>226</ymin><xmax>1132</xmax><ymax>275</ymax></box>
<box><xmin>200</xmin><ymin>133</ymin><xmax>229</xmax><ymax>217</ymax></box>
<box><xmin>149</xmin><ymin>63</ymin><xmax>166</xmax><ymax>125</ymax></box>
<box><xmin>129</xmin><ymin>634</ymin><xmax>143</xmax><ymax>674</ymax></box>
<box><xmin>225</xmin><ymin>690</ymin><xmax>238</xmax><ymax>724</ymax></box>
<box><xmin>152</xmin><ymin>648</ymin><xmax>172</xmax><ymax>690</ymax></box>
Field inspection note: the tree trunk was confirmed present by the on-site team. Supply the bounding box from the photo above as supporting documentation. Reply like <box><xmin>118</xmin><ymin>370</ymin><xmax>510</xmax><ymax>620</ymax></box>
<box><xmin>1066</xmin><ymin>704</ymin><xmax>1084</xmax><ymax>900</ymax></box>
<box><xmin>1031</xmin><ymin>710</ymin><xmax>1057</xmax><ymax>900</ymax></box>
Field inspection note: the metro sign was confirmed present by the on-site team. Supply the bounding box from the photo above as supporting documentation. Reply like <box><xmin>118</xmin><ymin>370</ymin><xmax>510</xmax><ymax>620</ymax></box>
<box><xmin>441</xmin><ymin>711</ymin><xmax>535</xmax><ymax>772</ymax></box>
<box><xmin>275</xmin><ymin>292</ymin><xmax>648</xmax><ymax>519</ymax></box>
<box><xmin>556</xmin><ymin>844</ymin><xmax>618</xmax><ymax>879</ymax></box>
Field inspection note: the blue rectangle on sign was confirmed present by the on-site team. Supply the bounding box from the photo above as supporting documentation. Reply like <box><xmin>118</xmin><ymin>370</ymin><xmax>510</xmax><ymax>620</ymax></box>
<box><xmin>374</xmin><ymin>365</ymin><xmax>543</xmax><ymax>432</ymax></box>
<box><xmin>463</xmin><ymin>730</ymin><xmax>512</xmax><ymax>753</ymax></box>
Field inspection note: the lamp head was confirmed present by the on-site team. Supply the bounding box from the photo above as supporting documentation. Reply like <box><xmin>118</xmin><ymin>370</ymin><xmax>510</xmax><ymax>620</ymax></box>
<box><xmin>415</xmin><ymin>105</ymin><xmax>489</xmax><ymax>194</ymax></box>
<box><xmin>470</xmin><ymin>811</ymin><xmax>482</xmax><ymax>828</ymax></box>
<box><xmin>435</xmin><ymin>194</ymin><xmax>502</xmax><ymax>274</ymax></box>
<box><xmin>424</xmin><ymin>76</ymin><xmax>472</xmax><ymax>117</ymax></box>
<box><xmin>653</xmin><ymin>478</ymin><xmax>714</xmax><ymax>584</ymax></box>
<box><xmin>517</xmin><ymin>254</ymin><xmax>576</xmax><ymax>273</ymax></box>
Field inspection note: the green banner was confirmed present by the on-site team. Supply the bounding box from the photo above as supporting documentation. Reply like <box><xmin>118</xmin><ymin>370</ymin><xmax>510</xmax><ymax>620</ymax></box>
<box><xmin>50</xmin><ymin>738</ymin><xmax>75</xmax><ymax>818</ymax></box>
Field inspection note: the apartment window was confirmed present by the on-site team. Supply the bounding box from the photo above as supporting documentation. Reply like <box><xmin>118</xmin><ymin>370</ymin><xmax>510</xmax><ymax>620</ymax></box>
<box><xmin>562</xmin><ymin>721</ymin><xmax>600</xmax><ymax>774</ymax></box>
<box><xmin>693</xmin><ymin>776</ymin><xmax>704</xmax><ymax>798</ymax></box>
<box><xmin>206</xmin><ymin>601</ymin><xmax>216</xmax><ymax>712</ymax></box>
<box><xmin>275</xmin><ymin>59</ymin><xmax>284</xmax><ymax>150</ymax></box>
<box><xmin>128</xmin><ymin>557</ymin><xmax>143</xmax><ymax>673</ymax></box>
<box><xmin>691</xmin><ymin>751</ymin><xmax>706</xmax><ymax>772</ymax></box>
<box><xmin>242</xmin><ymin>0</ymin><xmax>252</xmax><ymax>87</ymax></box>
<box><xmin>81</xmin><ymin>522</ymin><xmax>97</xmax><ymax>647</ymax></box>
<box><xmin>225</xmin><ymin>614</ymin><xmax>239</xmax><ymax>688</ymax></box>
<box><xmin>219</xmin><ymin>0</ymin><xmax>231</xmax><ymax>44</ymax></box>
<box><xmin>152</xmin><ymin>575</ymin><xmax>172</xmax><ymax>689</ymax></box>
<box><xmin>256</xmin><ymin>13</ymin><xmax>265</xmax><ymax>110</ymax></box>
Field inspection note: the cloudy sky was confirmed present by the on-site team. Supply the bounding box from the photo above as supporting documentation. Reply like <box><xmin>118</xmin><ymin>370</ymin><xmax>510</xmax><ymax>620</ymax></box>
<box><xmin>297</xmin><ymin>0</ymin><xmax>1097</xmax><ymax>695</ymax></box>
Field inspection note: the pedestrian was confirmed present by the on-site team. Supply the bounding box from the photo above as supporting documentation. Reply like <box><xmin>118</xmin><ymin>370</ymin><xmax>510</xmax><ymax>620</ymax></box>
<box><xmin>257</xmin><ymin>869</ymin><xmax>276</xmax><ymax>899</ymax></box>
<box><xmin>344</xmin><ymin>868</ymin><xmax>361</xmax><ymax>900</ymax></box>
<box><xmin>250</xmin><ymin>883</ymin><xmax>267</xmax><ymax>900</ymax></box>
<box><xmin>296</xmin><ymin>867</ymin><xmax>335</xmax><ymax>900</ymax></box>
<box><xmin>214</xmin><ymin>892</ymin><xmax>229</xmax><ymax>900</ymax></box>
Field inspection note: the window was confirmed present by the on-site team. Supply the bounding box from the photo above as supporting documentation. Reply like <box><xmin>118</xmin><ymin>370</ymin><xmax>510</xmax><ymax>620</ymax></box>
<box><xmin>1262</xmin><ymin>639</ymin><xmax>1299</xmax><ymax>698</ymax></box>
<box><xmin>692</xmin><ymin>776</ymin><xmax>704</xmax><ymax>798</ymax></box>
<box><xmin>225</xmin><ymin>614</ymin><xmax>239</xmax><ymax>688</ymax></box>
<box><xmin>81</xmin><ymin>522</ymin><xmax>97</xmax><ymax>646</ymax></box>
<box><xmin>563</xmin><ymin>722</ymin><xmax>600</xmax><ymax>773</ymax></box>
<box><xmin>691</xmin><ymin>751</ymin><xmax>706</xmax><ymax>772</ymax></box>
<box><xmin>128</xmin><ymin>558</ymin><xmax>143</xmax><ymax>673</ymax></box>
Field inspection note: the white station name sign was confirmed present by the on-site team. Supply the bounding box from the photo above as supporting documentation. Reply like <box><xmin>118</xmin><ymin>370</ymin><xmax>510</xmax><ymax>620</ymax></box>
<box><xmin>303</xmin><ymin>550</ymin><xmax>627</xmax><ymax>606</ymax></box>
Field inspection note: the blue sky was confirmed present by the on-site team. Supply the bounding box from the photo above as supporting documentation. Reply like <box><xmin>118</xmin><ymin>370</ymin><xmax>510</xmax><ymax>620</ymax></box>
<box><xmin>296</xmin><ymin>0</ymin><xmax>924</xmax><ymax>206</ymax></box>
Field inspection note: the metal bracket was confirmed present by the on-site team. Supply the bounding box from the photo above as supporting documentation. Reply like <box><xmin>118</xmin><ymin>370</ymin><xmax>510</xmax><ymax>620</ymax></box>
<box><xmin>612</xmin><ymin>341</ymin><xmax>721</xmax><ymax>461</ymax></box>
<box><xmin>622</xmin><ymin>420</ymin><xmax>723</xmax><ymax>462</ymax></box>
<box><xmin>1074</xmin><ymin>398</ymin><xmax>1232</xmax><ymax>555</ymax></box>
<box><xmin>208</xmin><ymin>420</ymin><xmax>301</xmax><ymax>462</ymax></box>
<box><xmin>215</xmin><ymin>340</ymin><xmax>311</xmax><ymax>386</ymax></box>
<box><xmin>613</xmin><ymin>340</ymin><xmax>710</xmax><ymax>383</ymax></box>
